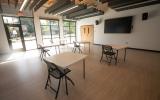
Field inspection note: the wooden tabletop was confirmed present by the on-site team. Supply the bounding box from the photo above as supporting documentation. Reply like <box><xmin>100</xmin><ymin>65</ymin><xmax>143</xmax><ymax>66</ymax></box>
<box><xmin>44</xmin><ymin>52</ymin><xmax>87</xmax><ymax>69</ymax></box>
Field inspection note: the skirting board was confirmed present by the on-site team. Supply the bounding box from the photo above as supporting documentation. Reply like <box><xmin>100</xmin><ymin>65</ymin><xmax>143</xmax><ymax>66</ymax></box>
<box><xmin>93</xmin><ymin>43</ymin><xmax>160</xmax><ymax>53</ymax></box>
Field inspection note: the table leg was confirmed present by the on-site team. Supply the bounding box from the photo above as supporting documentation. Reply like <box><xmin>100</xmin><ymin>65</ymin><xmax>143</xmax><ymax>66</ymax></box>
<box><xmin>55</xmin><ymin>46</ymin><xmax>57</xmax><ymax>54</ymax></box>
<box><xmin>58</xmin><ymin>45</ymin><xmax>60</xmax><ymax>53</ymax></box>
<box><xmin>83</xmin><ymin>59</ymin><xmax>85</xmax><ymax>79</ymax></box>
<box><xmin>124</xmin><ymin>48</ymin><xmax>127</xmax><ymax>62</ymax></box>
<box><xmin>89</xmin><ymin>42</ymin><xmax>90</xmax><ymax>53</ymax></box>
<box><xmin>116</xmin><ymin>50</ymin><xmax>119</xmax><ymax>64</ymax></box>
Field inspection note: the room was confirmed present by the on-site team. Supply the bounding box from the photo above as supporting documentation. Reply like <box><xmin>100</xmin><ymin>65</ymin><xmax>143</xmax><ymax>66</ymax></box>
<box><xmin>0</xmin><ymin>0</ymin><xmax>160</xmax><ymax>100</ymax></box>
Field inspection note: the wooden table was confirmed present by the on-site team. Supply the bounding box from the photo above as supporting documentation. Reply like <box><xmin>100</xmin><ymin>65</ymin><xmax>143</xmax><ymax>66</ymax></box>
<box><xmin>76</xmin><ymin>41</ymin><xmax>91</xmax><ymax>53</ymax></box>
<box><xmin>44</xmin><ymin>52</ymin><xmax>88</xmax><ymax>79</ymax></box>
<box><xmin>104</xmin><ymin>44</ymin><xmax>128</xmax><ymax>64</ymax></box>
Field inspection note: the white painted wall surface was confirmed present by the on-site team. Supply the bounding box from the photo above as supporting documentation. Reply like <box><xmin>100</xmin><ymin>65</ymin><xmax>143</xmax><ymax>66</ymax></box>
<box><xmin>0</xmin><ymin>16</ymin><xmax>10</xmax><ymax>53</ymax></box>
<box><xmin>77</xmin><ymin>4</ymin><xmax>160</xmax><ymax>51</ymax></box>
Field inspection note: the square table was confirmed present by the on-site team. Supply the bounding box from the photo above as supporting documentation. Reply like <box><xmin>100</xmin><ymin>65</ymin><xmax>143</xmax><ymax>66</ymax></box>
<box><xmin>44</xmin><ymin>52</ymin><xmax>88</xmax><ymax>79</ymax></box>
<box><xmin>108</xmin><ymin>44</ymin><xmax>128</xmax><ymax>64</ymax></box>
<box><xmin>75</xmin><ymin>41</ymin><xmax>91</xmax><ymax>53</ymax></box>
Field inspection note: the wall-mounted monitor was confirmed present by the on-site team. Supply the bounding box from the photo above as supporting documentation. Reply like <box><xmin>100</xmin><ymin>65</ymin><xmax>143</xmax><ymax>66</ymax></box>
<box><xmin>104</xmin><ymin>16</ymin><xmax>133</xmax><ymax>33</ymax></box>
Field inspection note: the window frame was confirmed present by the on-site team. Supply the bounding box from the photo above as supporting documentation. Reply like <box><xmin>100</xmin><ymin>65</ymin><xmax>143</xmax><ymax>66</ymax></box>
<box><xmin>63</xmin><ymin>20</ymin><xmax>76</xmax><ymax>44</ymax></box>
<box><xmin>40</xmin><ymin>18</ymin><xmax>60</xmax><ymax>46</ymax></box>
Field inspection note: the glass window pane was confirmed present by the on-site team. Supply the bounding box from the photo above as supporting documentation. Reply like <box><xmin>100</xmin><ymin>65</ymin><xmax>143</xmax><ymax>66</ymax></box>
<box><xmin>63</xmin><ymin>27</ymin><xmax>70</xmax><ymax>35</ymax></box>
<box><xmin>70</xmin><ymin>22</ymin><xmax>76</xmax><ymax>26</ymax></box>
<box><xmin>40</xmin><ymin>19</ymin><xmax>50</xmax><ymax>25</ymax></box>
<box><xmin>71</xmin><ymin>37</ymin><xmax>76</xmax><ymax>43</ymax></box>
<box><xmin>3</xmin><ymin>16</ymin><xmax>20</xmax><ymax>24</ymax></box>
<box><xmin>43</xmin><ymin>38</ymin><xmax>52</xmax><ymax>46</ymax></box>
<box><xmin>41</xmin><ymin>26</ymin><xmax>50</xmax><ymax>35</ymax></box>
<box><xmin>51</xmin><ymin>20</ymin><xmax>58</xmax><ymax>25</ymax></box>
<box><xmin>70</xmin><ymin>27</ymin><xmax>76</xmax><ymax>34</ymax></box>
<box><xmin>63</xmin><ymin>21</ymin><xmax>69</xmax><ymax>26</ymax></box>
<box><xmin>40</xmin><ymin>19</ymin><xmax>60</xmax><ymax>46</ymax></box>
<box><xmin>20</xmin><ymin>17</ymin><xmax>37</xmax><ymax>50</ymax></box>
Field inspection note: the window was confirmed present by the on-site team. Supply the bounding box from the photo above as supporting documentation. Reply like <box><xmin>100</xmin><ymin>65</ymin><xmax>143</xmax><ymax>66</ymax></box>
<box><xmin>63</xmin><ymin>20</ymin><xmax>76</xmax><ymax>44</ymax></box>
<box><xmin>3</xmin><ymin>16</ymin><xmax>20</xmax><ymax>24</ymax></box>
<box><xmin>40</xmin><ymin>19</ymin><xmax>60</xmax><ymax>46</ymax></box>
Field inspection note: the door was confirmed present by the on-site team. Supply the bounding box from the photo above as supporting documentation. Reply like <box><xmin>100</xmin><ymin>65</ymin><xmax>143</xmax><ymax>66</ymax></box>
<box><xmin>20</xmin><ymin>17</ymin><xmax>37</xmax><ymax>50</ymax></box>
<box><xmin>5</xmin><ymin>25</ymin><xmax>25</xmax><ymax>51</ymax></box>
<box><xmin>80</xmin><ymin>25</ymin><xmax>94</xmax><ymax>42</ymax></box>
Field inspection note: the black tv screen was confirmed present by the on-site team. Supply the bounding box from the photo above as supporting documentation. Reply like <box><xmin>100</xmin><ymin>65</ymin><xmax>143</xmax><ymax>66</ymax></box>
<box><xmin>104</xmin><ymin>16</ymin><xmax>133</xmax><ymax>33</ymax></box>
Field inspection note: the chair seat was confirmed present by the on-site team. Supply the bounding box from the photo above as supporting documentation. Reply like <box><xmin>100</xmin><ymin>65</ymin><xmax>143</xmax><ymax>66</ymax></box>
<box><xmin>104</xmin><ymin>51</ymin><xmax>116</xmax><ymax>55</ymax></box>
<box><xmin>50</xmin><ymin>68</ymin><xmax>71</xmax><ymax>79</ymax></box>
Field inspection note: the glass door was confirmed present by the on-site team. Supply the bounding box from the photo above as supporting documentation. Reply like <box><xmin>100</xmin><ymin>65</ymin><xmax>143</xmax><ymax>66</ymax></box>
<box><xmin>20</xmin><ymin>17</ymin><xmax>37</xmax><ymax>50</ymax></box>
<box><xmin>5</xmin><ymin>25</ymin><xmax>25</xmax><ymax>50</ymax></box>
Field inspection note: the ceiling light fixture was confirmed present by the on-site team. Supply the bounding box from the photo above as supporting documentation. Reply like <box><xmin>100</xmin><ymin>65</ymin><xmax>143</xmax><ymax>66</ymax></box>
<box><xmin>55</xmin><ymin>5</ymin><xmax>79</xmax><ymax>15</ymax></box>
<box><xmin>19</xmin><ymin>0</ymin><xmax>29</xmax><ymax>11</ymax></box>
<box><xmin>48</xmin><ymin>0</ymin><xmax>54</xmax><ymax>5</ymax></box>
<box><xmin>17</xmin><ymin>11</ymin><xmax>24</xmax><ymax>16</ymax></box>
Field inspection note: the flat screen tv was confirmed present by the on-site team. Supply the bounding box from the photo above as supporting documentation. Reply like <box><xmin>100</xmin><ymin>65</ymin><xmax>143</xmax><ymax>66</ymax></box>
<box><xmin>104</xmin><ymin>16</ymin><xmax>133</xmax><ymax>33</ymax></box>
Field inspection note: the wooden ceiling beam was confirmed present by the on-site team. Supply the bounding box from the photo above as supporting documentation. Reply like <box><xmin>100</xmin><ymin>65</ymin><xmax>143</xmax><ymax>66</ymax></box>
<box><xmin>115</xmin><ymin>0</ymin><xmax>160</xmax><ymax>11</ymax></box>
<box><xmin>50</xmin><ymin>2</ymin><xmax>75</xmax><ymax>15</ymax></box>
<box><xmin>61</xmin><ymin>4</ymin><xmax>87</xmax><ymax>16</ymax></box>
<box><xmin>73</xmin><ymin>11</ymin><xmax>104</xmax><ymax>20</ymax></box>
<box><xmin>34</xmin><ymin>0</ymin><xmax>48</xmax><ymax>11</ymax></box>
<box><xmin>45</xmin><ymin>0</ymin><xmax>71</xmax><ymax>13</ymax></box>
<box><xmin>66</xmin><ymin>7</ymin><xmax>97</xmax><ymax>19</ymax></box>
<box><xmin>29</xmin><ymin>0</ymin><xmax>41</xmax><ymax>10</ymax></box>
<box><xmin>0</xmin><ymin>0</ymin><xmax>3</xmax><ymax>13</ymax></box>
<box><xmin>109</xmin><ymin>0</ymin><xmax>147</xmax><ymax>8</ymax></box>
<box><xmin>15</xmin><ymin>0</ymin><xmax>18</xmax><ymax>8</ymax></box>
<box><xmin>24</xmin><ymin>0</ymin><xmax>32</xmax><ymax>10</ymax></box>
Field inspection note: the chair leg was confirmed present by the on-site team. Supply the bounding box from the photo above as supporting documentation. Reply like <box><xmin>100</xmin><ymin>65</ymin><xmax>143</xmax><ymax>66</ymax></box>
<box><xmin>74</xmin><ymin>48</ymin><xmax>76</xmax><ymax>53</ymax></box>
<box><xmin>55</xmin><ymin>78</ymin><xmax>61</xmax><ymax>99</ymax></box>
<box><xmin>114</xmin><ymin>54</ymin><xmax>117</xmax><ymax>64</ymax></box>
<box><xmin>100</xmin><ymin>54</ymin><xmax>103</xmax><ymax>62</ymax></box>
<box><xmin>72</xmin><ymin>48</ymin><xmax>74</xmax><ymax>52</ymax></box>
<box><xmin>65</xmin><ymin>76</ymin><xmax>68</xmax><ymax>95</ymax></box>
<box><xmin>46</xmin><ymin>52</ymin><xmax>50</xmax><ymax>56</ymax></box>
<box><xmin>66</xmin><ymin>76</ymin><xmax>75</xmax><ymax>86</ymax></box>
<box><xmin>40</xmin><ymin>51</ymin><xmax>43</xmax><ymax>60</ymax></box>
<box><xmin>45</xmin><ymin>75</ymin><xmax>50</xmax><ymax>89</ymax></box>
<box><xmin>79</xmin><ymin>47</ymin><xmax>82</xmax><ymax>53</ymax></box>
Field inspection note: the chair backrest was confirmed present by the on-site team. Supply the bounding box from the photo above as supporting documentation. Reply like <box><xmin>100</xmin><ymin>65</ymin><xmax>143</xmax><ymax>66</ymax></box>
<box><xmin>73</xmin><ymin>41</ymin><xmax>79</xmax><ymax>47</ymax></box>
<box><xmin>102</xmin><ymin>45</ymin><xmax>113</xmax><ymax>53</ymax></box>
<box><xmin>38</xmin><ymin>44</ymin><xmax>43</xmax><ymax>49</ymax></box>
<box><xmin>43</xmin><ymin>59</ymin><xmax>63</xmax><ymax>74</ymax></box>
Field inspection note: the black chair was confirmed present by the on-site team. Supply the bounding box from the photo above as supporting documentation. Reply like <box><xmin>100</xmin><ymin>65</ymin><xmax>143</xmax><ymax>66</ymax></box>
<box><xmin>43</xmin><ymin>59</ymin><xmax>75</xmax><ymax>99</ymax></box>
<box><xmin>100</xmin><ymin>45</ymin><xmax>117</xmax><ymax>64</ymax></box>
<box><xmin>38</xmin><ymin>44</ymin><xmax>50</xmax><ymax>60</ymax></box>
<box><xmin>72</xmin><ymin>41</ymin><xmax>82</xmax><ymax>53</ymax></box>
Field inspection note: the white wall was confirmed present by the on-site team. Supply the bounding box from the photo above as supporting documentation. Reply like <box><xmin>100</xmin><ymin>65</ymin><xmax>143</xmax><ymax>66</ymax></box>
<box><xmin>33</xmin><ymin>7</ymin><xmax>76</xmax><ymax>45</ymax></box>
<box><xmin>77</xmin><ymin>4</ymin><xmax>160</xmax><ymax>51</ymax></box>
<box><xmin>0</xmin><ymin>16</ymin><xmax>10</xmax><ymax>53</ymax></box>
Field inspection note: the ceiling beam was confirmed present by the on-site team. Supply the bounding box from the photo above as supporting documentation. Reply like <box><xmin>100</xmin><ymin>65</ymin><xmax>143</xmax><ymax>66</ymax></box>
<box><xmin>99</xmin><ymin>0</ymin><xmax>108</xmax><ymax>3</ymax></box>
<box><xmin>45</xmin><ymin>0</ymin><xmax>71</xmax><ymax>13</ymax></box>
<box><xmin>66</xmin><ymin>7</ymin><xmax>97</xmax><ymax>19</ymax></box>
<box><xmin>24</xmin><ymin>0</ymin><xmax>32</xmax><ymax>10</ymax></box>
<box><xmin>109</xmin><ymin>0</ymin><xmax>148</xmax><ymax>8</ymax></box>
<box><xmin>0</xmin><ymin>0</ymin><xmax>3</xmax><ymax>13</ymax></box>
<box><xmin>50</xmin><ymin>2</ymin><xmax>76</xmax><ymax>15</ymax></box>
<box><xmin>115</xmin><ymin>0</ymin><xmax>160</xmax><ymax>11</ymax></box>
<box><xmin>15</xmin><ymin>0</ymin><xmax>18</xmax><ymax>8</ymax></box>
<box><xmin>74</xmin><ymin>11</ymin><xmax>104</xmax><ymax>20</ymax></box>
<box><xmin>61</xmin><ymin>4</ymin><xmax>87</xmax><ymax>16</ymax></box>
<box><xmin>8</xmin><ymin>0</ymin><xmax>10</xmax><ymax>5</ymax></box>
<box><xmin>29</xmin><ymin>0</ymin><xmax>41</xmax><ymax>10</ymax></box>
<box><xmin>34</xmin><ymin>0</ymin><xmax>48</xmax><ymax>11</ymax></box>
